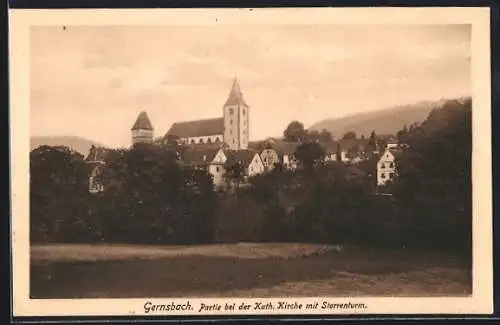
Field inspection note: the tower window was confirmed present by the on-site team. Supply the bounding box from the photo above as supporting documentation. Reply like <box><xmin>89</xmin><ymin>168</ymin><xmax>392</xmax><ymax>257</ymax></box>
<box><xmin>229</xmin><ymin>107</ymin><xmax>234</xmax><ymax>115</ymax></box>
<box><xmin>242</xmin><ymin>109</ymin><xmax>246</xmax><ymax>116</ymax></box>
<box><xmin>230</xmin><ymin>120</ymin><xmax>233</xmax><ymax>125</ymax></box>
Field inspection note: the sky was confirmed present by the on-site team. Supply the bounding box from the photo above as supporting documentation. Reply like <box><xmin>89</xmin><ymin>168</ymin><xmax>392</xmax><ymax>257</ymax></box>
<box><xmin>30</xmin><ymin>24</ymin><xmax>471</xmax><ymax>148</ymax></box>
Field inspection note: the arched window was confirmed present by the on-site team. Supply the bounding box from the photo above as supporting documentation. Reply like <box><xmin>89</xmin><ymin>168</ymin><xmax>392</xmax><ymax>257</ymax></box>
<box><xmin>242</xmin><ymin>109</ymin><xmax>246</xmax><ymax>116</ymax></box>
<box><xmin>199</xmin><ymin>138</ymin><xmax>204</xmax><ymax>144</ymax></box>
<box><xmin>215</xmin><ymin>137</ymin><xmax>221</xmax><ymax>143</ymax></box>
<box><xmin>207</xmin><ymin>138</ymin><xmax>212</xmax><ymax>144</ymax></box>
<box><xmin>191</xmin><ymin>139</ymin><xmax>195</xmax><ymax>144</ymax></box>
<box><xmin>229</xmin><ymin>107</ymin><xmax>234</xmax><ymax>115</ymax></box>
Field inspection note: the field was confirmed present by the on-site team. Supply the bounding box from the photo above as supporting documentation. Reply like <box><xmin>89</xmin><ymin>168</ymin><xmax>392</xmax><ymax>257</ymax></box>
<box><xmin>30</xmin><ymin>243</ymin><xmax>472</xmax><ymax>298</ymax></box>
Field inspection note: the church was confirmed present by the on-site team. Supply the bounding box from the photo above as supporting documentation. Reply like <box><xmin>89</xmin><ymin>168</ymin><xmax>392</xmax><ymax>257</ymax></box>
<box><xmin>130</xmin><ymin>77</ymin><xmax>250</xmax><ymax>151</ymax></box>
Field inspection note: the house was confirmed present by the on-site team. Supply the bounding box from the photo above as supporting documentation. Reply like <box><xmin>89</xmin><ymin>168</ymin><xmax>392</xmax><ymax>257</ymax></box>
<box><xmin>280</xmin><ymin>142</ymin><xmax>300</xmax><ymax>170</ymax></box>
<box><xmin>260</xmin><ymin>148</ymin><xmax>280</xmax><ymax>171</ymax></box>
<box><xmin>224</xmin><ymin>149</ymin><xmax>265</xmax><ymax>180</ymax></box>
<box><xmin>180</xmin><ymin>148</ymin><xmax>228</xmax><ymax>189</ymax></box>
<box><xmin>86</xmin><ymin>145</ymin><xmax>113</xmax><ymax>193</ymax></box>
<box><xmin>376</xmin><ymin>147</ymin><xmax>402</xmax><ymax>186</ymax></box>
<box><xmin>323</xmin><ymin>143</ymin><xmax>348</xmax><ymax>163</ymax></box>
<box><xmin>165</xmin><ymin>78</ymin><xmax>250</xmax><ymax>150</ymax></box>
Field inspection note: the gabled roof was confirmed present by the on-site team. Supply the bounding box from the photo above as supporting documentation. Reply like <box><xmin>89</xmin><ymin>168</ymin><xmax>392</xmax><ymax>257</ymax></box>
<box><xmin>224</xmin><ymin>77</ymin><xmax>248</xmax><ymax>107</ymax></box>
<box><xmin>224</xmin><ymin>149</ymin><xmax>258</xmax><ymax>168</ymax></box>
<box><xmin>86</xmin><ymin>145</ymin><xmax>113</xmax><ymax>162</ymax></box>
<box><xmin>131</xmin><ymin>111</ymin><xmax>154</xmax><ymax>131</ymax></box>
<box><xmin>181</xmin><ymin>148</ymin><xmax>222</xmax><ymax>166</ymax></box>
<box><xmin>166</xmin><ymin>117</ymin><xmax>224</xmax><ymax>138</ymax></box>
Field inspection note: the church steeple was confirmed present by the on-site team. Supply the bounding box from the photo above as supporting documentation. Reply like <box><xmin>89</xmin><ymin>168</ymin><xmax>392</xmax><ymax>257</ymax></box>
<box><xmin>223</xmin><ymin>77</ymin><xmax>249</xmax><ymax>150</ymax></box>
<box><xmin>224</xmin><ymin>77</ymin><xmax>248</xmax><ymax>107</ymax></box>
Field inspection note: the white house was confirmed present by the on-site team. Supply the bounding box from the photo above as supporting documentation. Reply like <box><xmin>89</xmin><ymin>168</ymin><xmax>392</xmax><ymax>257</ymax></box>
<box><xmin>181</xmin><ymin>148</ymin><xmax>228</xmax><ymax>189</ymax></box>
<box><xmin>376</xmin><ymin>148</ymin><xmax>401</xmax><ymax>186</ymax></box>
<box><xmin>224</xmin><ymin>149</ymin><xmax>265</xmax><ymax>179</ymax></box>
<box><xmin>260</xmin><ymin>148</ymin><xmax>280</xmax><ymax>171</ymax></box>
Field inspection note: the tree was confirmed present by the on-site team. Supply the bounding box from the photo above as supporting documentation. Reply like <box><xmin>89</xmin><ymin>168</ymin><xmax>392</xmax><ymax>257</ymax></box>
<box><xmin>223</xmin><ymin>161</ymin><xmax>245</xmax><ymax>190</ymax></box>
<box><xmin>392</xmin><ymin>98</ymin><xmax>472</xmax><ymax>253</ymax></box>
<box><xmin>341</xmin><ymin>131</ymin><xmax>357</xmax><ymax>140</ymax></box>
<box><xmin>96</xmin><ymin>144</ymin><xmax>216</xmax><ymax>244</ymax></box>
<box><xmin>295</xmin><ymin>141</ymin><xmax>325</xmax><ymax>170</ymax></box>
<box><xmin>30</xmin><ymin>145</ymin><xmax>91</xmax><ymax>242</ymax></box>
<box><xmin>319</xmin><ymin>129</ymin><xmax>333</xmax><ymax>142</ymax></box>
<box><xmin>396</xmin><ymin>124</ymin><xmax>410</xmax><ymax>144</ymax></box>
<box><xmin>164</xmin><ymin>134</ymin><xmax>180</xmax><ymax>146</ymax></box>
<box><xmin>366</xmin><ymin>130</ymin><xmax>378</xmax><ymax>157</ymax></box>
<box><xmin>306</xmin><ymin>130</ymin><xmax>320</xmax><ymax>142</ymax></box>
<box><xmin>284</xmin><ymin>121</ymin><xmax>307</xmax><ymax>142</ymax></box>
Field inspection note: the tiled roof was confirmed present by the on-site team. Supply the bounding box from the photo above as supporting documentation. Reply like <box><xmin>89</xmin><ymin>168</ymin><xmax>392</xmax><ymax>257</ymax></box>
<box><xmin>224</xmin><ymin>149</ymin><xmax>258</xmax><ymax>168</ymax></box>
<box><xmin>185</xmin><ymin>142</ymin><xmax>227</xmax><ymax>150</ymax></box>
<box><xmin>131</xmin><ymin>111</ymin><xmax>154</xmax><ymax>131</ymax></box>
<box><xmin>166</xmin><ymin>117</ymin><xmax>224</xmax><ymax>138</ymax></box>
<box><xmin>224</xmin><ymin>78</ymin><xmax>248</xmax><ymax>107</ymax></box>
<box><xmin>181</xmin><ymin>148</ymin><xmax>222</xmax><ymax>166</ymax></box>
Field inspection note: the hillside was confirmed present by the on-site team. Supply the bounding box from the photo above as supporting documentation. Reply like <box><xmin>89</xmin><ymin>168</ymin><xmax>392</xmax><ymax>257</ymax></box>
<box><xmin>308</xmin><ymin>99</ymin><xmax>450</xmax><ymax>139</ymax></box>
<box><xmin>30</xmin><ymin>135</ymin><xmax>105</xmax><ymax>156</ymax></box>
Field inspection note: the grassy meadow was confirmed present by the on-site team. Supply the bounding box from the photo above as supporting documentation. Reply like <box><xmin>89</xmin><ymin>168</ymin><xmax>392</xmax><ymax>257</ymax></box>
<box><xmin>30</xmin><ymin>243</ymin><xmax>472</xmax><ymax>298</ymax></box>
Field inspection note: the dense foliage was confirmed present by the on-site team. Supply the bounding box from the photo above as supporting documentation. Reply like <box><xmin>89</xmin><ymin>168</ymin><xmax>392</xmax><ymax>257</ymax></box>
<box><xmin>30</xmin><ymin>99</ymin><xmax>472</xmax><ymax>255</ymax></box>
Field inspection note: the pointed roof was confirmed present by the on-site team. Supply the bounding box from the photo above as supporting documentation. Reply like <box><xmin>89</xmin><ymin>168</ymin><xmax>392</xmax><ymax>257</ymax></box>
<box><xmin>131</xmin><ymin>111</ymin><xmax>154</xmax><ymax>131</ymax></box>
<box><xmin>224</xmin><ymin>77</ymin><xmax>248</xmax><ymax>107</ymax></box>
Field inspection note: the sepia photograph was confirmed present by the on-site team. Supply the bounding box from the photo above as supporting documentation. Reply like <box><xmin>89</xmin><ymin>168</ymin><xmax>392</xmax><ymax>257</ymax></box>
<box><xmin>10</xmin><ymin>7</ymin><xmax>493</xmax><ymax>316</ymax></box>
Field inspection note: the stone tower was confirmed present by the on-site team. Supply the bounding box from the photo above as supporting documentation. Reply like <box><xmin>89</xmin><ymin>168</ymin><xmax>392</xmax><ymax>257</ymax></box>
<box><xmin>223</xmin><ymin>77</ymin><xmax>249</xmax><ymax>150</ymax></box>
<box><xmin>131</xmin><ymin>111</ymin><xmax>154</xmax><ymax>145</ymax></box>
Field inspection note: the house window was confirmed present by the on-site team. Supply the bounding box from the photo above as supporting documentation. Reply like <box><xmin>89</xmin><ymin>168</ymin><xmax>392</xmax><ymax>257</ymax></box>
<box><xmin>216</xmin><ymin>166</ymin><xmax>220</xmax><ymax>172</ymax></box>
<box><xmin>381</xmin><ymin>173</ymin><xmax>386</xmax><ymax>179</ymax></box>
<box><xmin>390</xmin><ymin>172</ymin><xmax>394</xmax><ymax>178</ymax></box>
<box><xmin>390</xmin><ymin>162</ymin><xmax>394</xmax><ymax>168</ymax></box>
<box><xmin>381</xmin><ymin>163</ymin><xmax>385</xmax><ymax>169</ymax></box>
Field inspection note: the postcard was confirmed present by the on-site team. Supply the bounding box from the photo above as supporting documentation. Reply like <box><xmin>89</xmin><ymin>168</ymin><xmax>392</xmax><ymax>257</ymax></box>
<box><xmin>9</xmin><ymin>7</ymin><xmax>493</xmax><ymax>317</ymax></box>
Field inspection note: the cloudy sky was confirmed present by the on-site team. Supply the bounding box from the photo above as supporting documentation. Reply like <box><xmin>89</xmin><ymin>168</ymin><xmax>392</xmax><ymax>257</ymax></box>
<box><xmin>30</xmin><ymin>24</ymin><xmax>471</xmax><ymax>148</ymax></box>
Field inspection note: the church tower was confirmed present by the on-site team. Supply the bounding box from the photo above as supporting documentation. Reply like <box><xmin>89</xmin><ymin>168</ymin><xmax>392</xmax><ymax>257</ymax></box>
<box><xmin>223</xmin><ymin>77</ymin><xmax>249</xmax><ymax>150</ymax></box>
<box><xmin>131</xmin><ymin>111</ymin><xmax>154</xmax><ymax>145</ymax></box>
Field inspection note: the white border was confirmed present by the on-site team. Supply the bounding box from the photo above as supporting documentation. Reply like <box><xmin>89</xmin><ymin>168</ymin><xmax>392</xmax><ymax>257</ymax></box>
<box><xmin>9</xmin><ymin>7</ymin><xmax>493</xmax><ymax>316</ymax></box>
